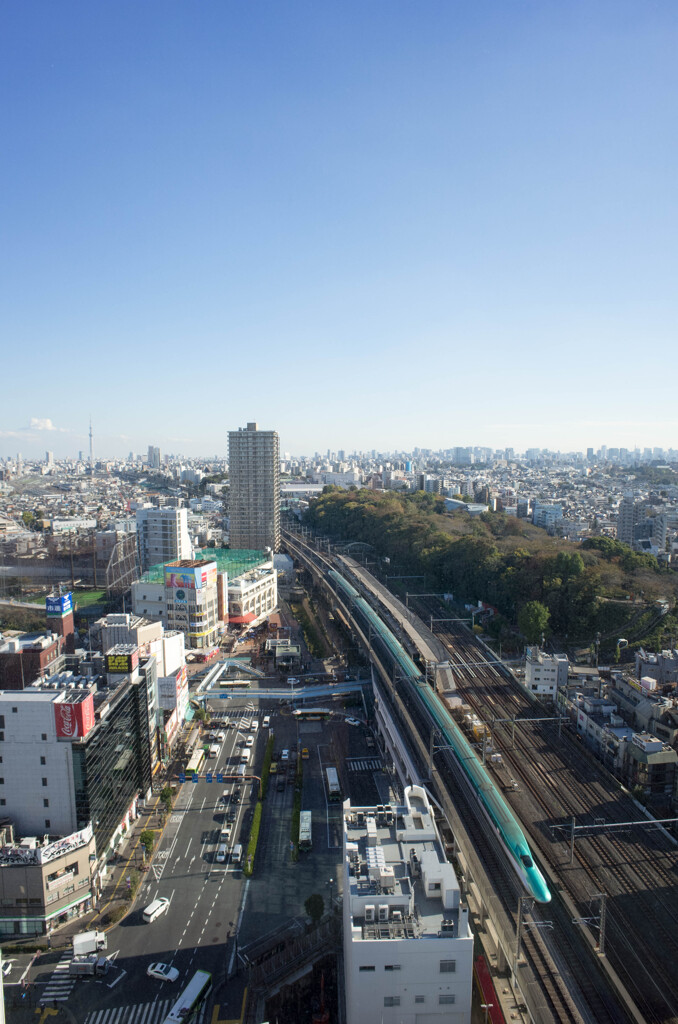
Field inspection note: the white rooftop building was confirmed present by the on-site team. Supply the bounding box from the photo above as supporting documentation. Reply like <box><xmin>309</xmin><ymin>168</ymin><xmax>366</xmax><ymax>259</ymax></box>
<box><xmin>524</xmin><ymin>646</ymin><xmax>569</xmax><ymax>699</ymax></box>
<box><xmin>343</xmin><ymin>786</ymin><xmax>473</xmax><ymax>1024</ymax></box>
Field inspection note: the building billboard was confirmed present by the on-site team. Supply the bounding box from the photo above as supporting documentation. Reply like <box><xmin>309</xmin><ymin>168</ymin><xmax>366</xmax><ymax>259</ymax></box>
<box><xmin>106</xmin><ymin>649</ymin><xmax>140</xmax><ymax>674</ymax></box>
<box><xmin>165</xmin><ymin>562</ymin><xmax>217</xmax><ymax>592</ymax></box>
<box><xmin>54</xmin><ymin>694</ymin><xmax>95</xmax><ymax>741</ymax></box>
<box><xmin>46</xmin><ymin>593</ymin><xmax>73</xmax><ymax>616</ymax></box>
<box><xmin>200</xmin><ymin>563</ymin><xmax>217</xmax><ymax>588</ymax></box>
<box><xmin>165</xmin><ymin>568</ymin><xmax>199</xmax><ymax>590</ymax></box>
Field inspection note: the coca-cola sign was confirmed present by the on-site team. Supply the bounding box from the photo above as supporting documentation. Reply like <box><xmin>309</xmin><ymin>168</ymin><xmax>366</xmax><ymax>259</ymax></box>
<box><xmin>54</xmin><ymin>694</ymin><xmax>95</xmax><ymax>741</ymax></box>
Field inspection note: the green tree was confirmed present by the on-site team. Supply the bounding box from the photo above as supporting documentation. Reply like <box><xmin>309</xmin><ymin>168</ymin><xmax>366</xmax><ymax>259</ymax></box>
<box><xmin>304</xmin><ymin>893</ymin><xmax>324</xmax><ymax>923</ymax></box>
<box><xmin>139</xmin><ymin>830</ymin><xmax>155</xmax><ymax>857</ymax></box>
<box><xmin>159</xmin><ymin>786</ymin><xmax>173</xmax><ymax>814</ymax></box>
<box><xmin>518</xmin><ymin>600</ymin><xmax>550</xmax><ymax>644</ymax></box>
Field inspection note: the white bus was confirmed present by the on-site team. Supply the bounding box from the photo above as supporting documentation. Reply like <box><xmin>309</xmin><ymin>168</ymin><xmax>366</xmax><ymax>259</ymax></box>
<box><xmin>162</xmin><ymin>969</ymin><xmax>212</xmax><ymax>1022</ymax></box>
<box><xmin>299</xmin><ymin>811</ymin><xmax>312</xmax><ymax>851</ymax></box>
<box><xmin>325</xmin><ymin>767</ymin><xmax>341</xmax><ymax>802</ymax></box>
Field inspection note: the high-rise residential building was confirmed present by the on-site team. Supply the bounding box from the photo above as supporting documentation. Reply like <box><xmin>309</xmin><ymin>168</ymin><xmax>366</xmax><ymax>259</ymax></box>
<box><xmin>228</xmin><ymin>422</ymin><xmax>280</xmax><ymax>552</ymax></box>
<box><xmin>617</xmin><ymin>494</ymin><xmax>641</xmax><ymax>546</ymax></box>
<box><xmin>136</xmin><ymin>507</ymin><xmax>192</xmax><ymax>572</ymax></box>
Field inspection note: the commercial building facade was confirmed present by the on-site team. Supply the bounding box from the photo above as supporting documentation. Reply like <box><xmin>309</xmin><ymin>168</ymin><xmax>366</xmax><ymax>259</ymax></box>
<box><xmin>0</xmin><ymin>823</ymin><xmax>97</xmax><ymax>938</ymax></box>
<box><xmin>0</xmin><ymin>659</ymin><xmax>153</xmax><ymax>858</ymax></box>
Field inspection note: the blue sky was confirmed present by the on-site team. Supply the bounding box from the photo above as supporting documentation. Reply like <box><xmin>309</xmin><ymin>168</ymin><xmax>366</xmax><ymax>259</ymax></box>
<box><xmin>1</xmin><ymin>1</ymin><xmax>677</xmax><ymax>459</ymax></box>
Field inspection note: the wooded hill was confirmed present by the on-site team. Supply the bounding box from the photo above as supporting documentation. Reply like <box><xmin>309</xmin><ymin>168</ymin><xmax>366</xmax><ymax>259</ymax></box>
<box><xmin>303</xmin><ymin>488</ymin><xmax>678</xmax><ymax>657</ymax></box>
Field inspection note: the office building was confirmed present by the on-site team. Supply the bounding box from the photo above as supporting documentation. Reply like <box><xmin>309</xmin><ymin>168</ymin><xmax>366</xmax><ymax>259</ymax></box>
<box><xmin>0</xmin><ymin>655</ymin><xmax>153</xmax><ymax>859</ymax></box>
<box><xmin>136</xmin><ymin>507</ymin><xmax>192</xmax><ymax>572</ymax></box>
<box><xmin>147</xmin><ymin>445</ymin><xmax>161</xmax><ymax>469</ymax></box>
<box><xmin>343</xmin><ymin>786</ymin><xmax>473</xmax><ymax>1023</ymax></box>
<box><xmin>228</xmin><ymin>422</ymin><xmax>280</xmax><ymax>551</ymax></box>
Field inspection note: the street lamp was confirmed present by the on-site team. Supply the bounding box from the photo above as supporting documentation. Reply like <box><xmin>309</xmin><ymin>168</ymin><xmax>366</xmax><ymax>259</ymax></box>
<box><xmin>481</xmin><ymin>1004</ymin><xmax>493</xmax><ymax>1024</ymax></box>
<box><xmin>327</xmin><ymin>877</ymin><xmax>334</xmax><ymax>911</ymax></box>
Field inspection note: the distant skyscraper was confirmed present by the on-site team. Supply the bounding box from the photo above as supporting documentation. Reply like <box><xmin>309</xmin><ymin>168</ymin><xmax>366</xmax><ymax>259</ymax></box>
<box><xmin>228</xmin><ymin>422</ymin><xmax>280</xmax><ymax>552</ymax></box>
<box><xmin>147</xmin><ymin>445</ymin><xmax>161</xmax><ymax>469</ymax></box>
<box><xmin>45</xmin><ymin>450</ymin><xmax>54</xmax><ymax>467</ymax></box>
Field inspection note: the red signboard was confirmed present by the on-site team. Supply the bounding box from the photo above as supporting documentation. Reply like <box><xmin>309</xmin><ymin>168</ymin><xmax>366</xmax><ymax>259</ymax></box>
<box><xmin>54</xmin><ymin>694</ymin><xmax>95</xmax><ymax>741</ymax></box>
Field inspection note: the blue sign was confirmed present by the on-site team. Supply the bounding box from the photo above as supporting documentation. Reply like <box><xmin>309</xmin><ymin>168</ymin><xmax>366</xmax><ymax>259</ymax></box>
<box><xmin>206</xmin><ymin>773</ymin><xmax>212</xmax><ymax>783</ymax></box>
<box><xmin>192</xmin><ymin>774</ymin><xmax>199</xmax><ymax>784</ymax></box>
<box><xmin>216</xmin><ymin>773</ymin><xmax>223</xmax><ymax>783</ymax></box>
<box><xmin>46</xmin><ymin>593</ymin><xmax>73</xmax><ymax>616</ymax></box>
<box><xmin>178</xmin><ymin>773</ymin><xmax>186</xmax><ymax>783</ymax></box>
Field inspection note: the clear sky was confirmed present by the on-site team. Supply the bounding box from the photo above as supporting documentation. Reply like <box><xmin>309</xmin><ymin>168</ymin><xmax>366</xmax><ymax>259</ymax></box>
<box><xmin>1</xmin><ymin>1</ymin><xmax>677</xmax><ymax>460</ymax></box>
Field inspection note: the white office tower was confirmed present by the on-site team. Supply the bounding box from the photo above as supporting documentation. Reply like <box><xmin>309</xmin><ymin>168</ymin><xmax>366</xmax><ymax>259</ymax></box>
<box><xmin>343</xmin><ymin>786</ymin><xmax>473</xmax><ymax>1023</ymax></box>
<box><xmin>136</xmin><ymin>507</ymin><xmax>192</xmax><ymax>572</ymax></box>
<box><xmin>228</xmin><ymin>422</ymin><xmax>280</xmax><ymax>552</ymax></box>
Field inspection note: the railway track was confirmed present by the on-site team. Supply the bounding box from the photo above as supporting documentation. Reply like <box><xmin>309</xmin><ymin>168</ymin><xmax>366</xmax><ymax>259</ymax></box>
<box><xmin>424</xmin><ymin>609</ymin><xmax>678</xmax><ymax>1024</ymax></box>
<box><xmin>282</xmin><ymin>533</ymin><xmax>663</xmax><ymax>1022</ymax></box>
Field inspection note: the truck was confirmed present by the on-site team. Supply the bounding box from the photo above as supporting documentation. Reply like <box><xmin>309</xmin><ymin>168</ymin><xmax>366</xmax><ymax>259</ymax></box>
<box><xmin>69</xmin><ymin>955</ymin><xmax>110</xmax><ymax>977</ymax></box>
<box><xmin>72</xmin><ymin>930</ymin><xmax>107</xmax><ymax>956</ymax></box>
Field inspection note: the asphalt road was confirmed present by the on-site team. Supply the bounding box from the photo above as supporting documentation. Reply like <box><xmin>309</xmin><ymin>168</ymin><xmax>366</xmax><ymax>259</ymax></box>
<box><xmin>20</xmin><ymin>698</ymin><xmax>385</xmax><ymax>1024</ymax></box>
<box><xmin>54</xmin><ymin>710</ymin><xmax>260</xmax><ymax>1024</ymax></box>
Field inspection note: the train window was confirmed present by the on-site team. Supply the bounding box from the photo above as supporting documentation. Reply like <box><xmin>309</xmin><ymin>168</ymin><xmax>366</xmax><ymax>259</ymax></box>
<box><xmin>520</xmin><ymin>855</ymin><xmax>533</xmax><ymax>868</ymax></box>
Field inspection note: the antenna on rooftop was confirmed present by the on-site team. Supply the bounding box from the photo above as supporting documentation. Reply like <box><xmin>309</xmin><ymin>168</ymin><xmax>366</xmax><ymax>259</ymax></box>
<box><xmin>89</xmin><ymin>417</ymin><xmax>94</xmax><ymax>472</ymax></box>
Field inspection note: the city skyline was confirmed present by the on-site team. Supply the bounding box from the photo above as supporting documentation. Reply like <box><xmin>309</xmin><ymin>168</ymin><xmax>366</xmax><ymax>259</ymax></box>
<box><xmin>2</xmin><ymin>2</ymin><xmax>677</xmax><ymax>458</ymax></box>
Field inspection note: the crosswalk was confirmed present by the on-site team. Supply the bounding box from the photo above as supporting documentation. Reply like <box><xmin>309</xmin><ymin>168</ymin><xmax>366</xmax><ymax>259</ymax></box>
<box><xmin>84</xmin><ymin>997</ymin><xmax>209</xmax><ymax>1024</ymax></box>
<box><xmin>39</xmin><ymin>953</ymin><xmax>77</xmax><ymax>1004</ymax></box>
<box><xmin>346</xmin><ymin>757</ymin><xmax>382</xmax><ymax>772</ymax></box>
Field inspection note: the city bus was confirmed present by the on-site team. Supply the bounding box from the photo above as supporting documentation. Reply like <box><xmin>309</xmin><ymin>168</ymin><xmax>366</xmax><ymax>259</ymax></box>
<box><xmin>162</xmin><ymin>969</ymin><xmax>212</xmax><ymax>1023</ymax></box>
<box><xmin>186</xmin><ymin>749</ymin><xmax>205</xmax><ymax>776</ymax></box>
<box><xmin>219</xmin><ymin>679</ymin><xmax>251</xmax><ymax>689</ymax></box>
<box><xmin>292</xmin><ymin>708</ymin><xmax>331</xmax><ymax>721</ymax></box>
<box><xmin>325</xmin><ymin>766</ymin><xmax>341</xmax><ymax>802</ymax></box>
<box><xmin>299</xmin><ymin>811</ymin><xmax>312</xmax><ymax>851</ymax></box>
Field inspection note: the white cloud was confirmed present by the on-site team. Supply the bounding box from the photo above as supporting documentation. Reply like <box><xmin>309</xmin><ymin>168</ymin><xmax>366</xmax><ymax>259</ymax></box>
<box><xmin>30</xmin><ymin>417</ymin><xmax>59</xmax><ymax>432</ymax></box>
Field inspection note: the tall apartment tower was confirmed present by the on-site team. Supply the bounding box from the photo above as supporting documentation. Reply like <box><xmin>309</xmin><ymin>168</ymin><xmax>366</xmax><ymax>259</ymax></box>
<box><xmin>136</xmin><ymin>507</ymin><xmax>193</xmax><ymax>572</ymax></box>
<box><xmin>617</xmin><ymin>494</ymin><xmax>641</xmax><ymax>546</ymax></box>
<box><xmin>228</xmin><ymin>422</ymin><xmax>280</xmax><ymax>552</ymax></box>
<box><xmin>147</xmin><ymin>445</ymin><xmax>161</xmax><ymax>469</ymax></box>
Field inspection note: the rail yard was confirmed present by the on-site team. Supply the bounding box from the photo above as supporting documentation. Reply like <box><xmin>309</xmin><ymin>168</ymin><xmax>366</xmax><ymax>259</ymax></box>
<box><xmin>284</xmin><ymin>527</ymin><xmax>678</xmax><ymax>1024</ymax></box>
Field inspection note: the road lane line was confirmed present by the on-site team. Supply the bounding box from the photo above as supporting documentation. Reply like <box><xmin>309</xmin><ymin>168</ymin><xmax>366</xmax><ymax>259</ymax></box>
<box><xmin>184</xmin><ymin>837</ymin><xmax>193</xmax><ymax>857</ymax></box>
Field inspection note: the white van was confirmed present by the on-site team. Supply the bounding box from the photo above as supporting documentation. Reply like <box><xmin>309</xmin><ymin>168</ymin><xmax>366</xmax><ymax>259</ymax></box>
<box><xmin>240</xmin><ymin>749</ymin><xmax>251</xmax><ymax>764</ymax></box>
<box><xmin>231</xmin><ymin>844</ymin><xmax>243</xmax><ymax>865</ymax></box>
<box><xmin>143</xmin><ymin>897</ymin><xmax>169</xmax><ymax>923</ymax></box>
<box><xmin>251</xmin><ymin>720</ymin><xmax>259</xmax><ymax>731</ymax></box>
<box><xmin>237</xmin><ymin>764</ymin><xmax>246</xmax><ymax>778</ymax></box>
<box><xmin>216</xmin><ymin>844</ymin><xmax>228</xmax><ymax>863</ymax></box>
<box><xmin>209</xmin><ymin>744</ymin><xmax>219</xmax><ymax>758</ymax></box>
<box><xmin>262</xmin><ymin>716</ymin><xmax>270</xmax><ymax>729</ymax></box>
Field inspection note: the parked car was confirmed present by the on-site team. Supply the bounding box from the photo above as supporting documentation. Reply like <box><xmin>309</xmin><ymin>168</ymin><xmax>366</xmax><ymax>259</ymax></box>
<box><xmin>346</xmin><ymin>717</ymin><xmax>361</xmax><ymax>726</ymax></box>
<box><xmin>147</xmin><ymin>962</ymin><xmax>179</xmax><ymax>982</ymax></box>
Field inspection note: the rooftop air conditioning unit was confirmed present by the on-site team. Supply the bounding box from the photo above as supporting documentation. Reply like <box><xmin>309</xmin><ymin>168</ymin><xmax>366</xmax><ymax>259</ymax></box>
<box><xmin>392</xmin><ymin>910</ymin><xmax>402</xmax><ymax>922</ymax></box>
<box><xmin>365</xmin><ymin>905</ymin><xmax>375</xmax><ymax>923</ymax></box>
<box><xmin>378</xmin><ymin>904</ymin><xmax>389</xmax><ymax>922</ymax></box>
